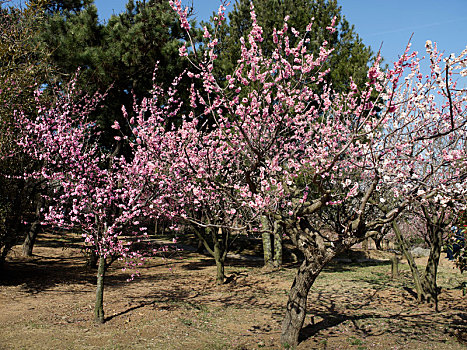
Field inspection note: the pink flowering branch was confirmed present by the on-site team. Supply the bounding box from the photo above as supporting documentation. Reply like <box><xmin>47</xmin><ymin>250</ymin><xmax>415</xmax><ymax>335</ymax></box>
<box><xmin>167</xmin><ymin>2</ymin><xmax>466</xmax><ymax>345</ymax></box>
<box><xmin>15</xmin><ymin>72</ymin><xmax>158</xmax><ymax>323</ymax></box>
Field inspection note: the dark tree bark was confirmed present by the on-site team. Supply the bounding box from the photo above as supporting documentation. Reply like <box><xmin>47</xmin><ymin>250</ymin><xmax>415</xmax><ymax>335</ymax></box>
<box><xmin>22</xmin><ymin>194</ymin><xmax>44</xmax><ymax>257</ymax></box>
<box><xmin>280</xmin><ymin>181</ymin><xmax>385</xmax><ymax>347</ymax></box>
<box><xmin>214</xmin><ymin>248</ymin><xmax>225</xmax><ymax>284</ymax></box>
<box><xmin>392</xmin><ymin>211</ymin><xmax>445</xmax><ymax>309</ymax></box>
<box><xmin>281</xmin><ymin>255</ymin><xmax>327</xmax><ymax>347</ymax></box>
<box><xmin>194</xmin><ymin>225</ymin><xmax>229</xmax><ymax>284</ymax></box>
<box><xmin>374</xmin><ymin>225</ymin><xmax>389</xmax><ymax>250</ymax></box>
<box><xmin>21</xmin><ymin>224</ymin><xmax>39</xmax><ymax>257</ymax></box>
<box><xmin>94</xmin><ymin>255</ymin><xmax>106</xmax><ymax>324</ymax></box>
<box><xmin>392</xmin><ymin>221</ymin><xmax>426</xmax><ymax>301</ymax></box>
<box><xmin>213</xmin><ymin>234</ymin><xmax>226</xmax><ymax>284</ymax></box>
<box><xmin>86</xmin><ymin>249</ymin><xmax>98</xmax><ymax>269</ymax></box>
<box><xmin>421</xmin><ymin>227</ymin><xmax>442</xmax><ymax>304</ymax></box>
<box><xmin>391</xmin><ymin>252</ymin><xmax>399</xmax><ymax>278</ymax></box>
<box><xmin>0</xmin><ymin>243</ymin><xmax>13</xmax><ymax>270</ymax></box>
<box><xmin>195</xmin><ymin>236</ymin><xmax>205</xmax><ymax>254</ymax></box>
<box><xmin>280</xmin><ymin>214</ymin><xmax>340</xmax><ymax>347</ymax></box>
<box><xmin>419</xmin><ymin>205</ymin><xmax>445</xmax><ymax>309</ymax></box>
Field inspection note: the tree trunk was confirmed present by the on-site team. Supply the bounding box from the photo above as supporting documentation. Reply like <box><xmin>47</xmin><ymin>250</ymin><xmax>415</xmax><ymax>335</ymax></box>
<box><xmin>0</xmin><ymin>248</ymin><xmax>7</xmax><ymax>270</ymax></box>
<box><xmin>0</xmin><ymin>241</ymin><xmax>14</xmax><ymax>271</ymax></box>
<box><xmin>213</xmin><ymin>241</ymin><xmax>225</xmax><ymax>284</ymax></box>
<box><xmin>392</xmin><ymin>222</ymin><xmax>426</xmax><ymax>302</ymax></box>
<box><xmin>94</xmin><ymin>255</ymin><xmax>106</xmax><ymax>324</ymax></box>
<box><xmin>193</xmin><ymin>225</ymin><xmax>228</xmax><ymax>284</ymax></box>
<box><xmin>154</xmin><ymin>220</ymin><xmax>159</xmax><ymax>236</ymax></box>
<box><xmin>22</xmin><ymin>224</ymin><xmax>38</xmax><ymax>257</ymax></box>
<box><xmin>420</xmin><ymin>225</ymin><xmax>443</xmax><ymax>308</ymax></box>
<box><xmin>362</xmin><ymin>238</ymin><xmax>368</xmax><ymax>251</ymax></box>
<box><xmin>22</xmin><ymin>195</ymin><xmax>44</xmax><ymax>257</ymax></box>
<box><xmin>86</xmin><ymin>249</ymin><xmax>98</xmax><ymax>269</ymax></box>
<box><xmin>281</xmin><ymin>257</ymin><xmax>325</xmax><ymax>348</ymax></box>
<box><xmin>261</xmin><ymin>216</ymin><xmax>273</xmax><ymax>267</ymax></box>
<box><xmin>195</xmin><ymin>237</ymin><xmax>205</xmax><ymax>254</ymax></box>
<box><xmin>391</xmin><ymin>252</ymin><xmax>399</xmax><ymax>279</ymax></box>
<box><xmin>273</xmin><ymin>220</ymin><xmax>283</xmax><ymax>267</ymax></box>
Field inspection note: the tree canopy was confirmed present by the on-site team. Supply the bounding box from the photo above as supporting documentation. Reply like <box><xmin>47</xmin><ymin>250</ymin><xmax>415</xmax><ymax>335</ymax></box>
<box><xmin>39</xmin><ymin>0</ymin><xmax>192</xmax><ymax>147</ymax></box>
<box><xmin>0</xmin><ymin>0</ymin><xmax>54</xmax><ymax>266</ymax></box>
<box><xmin>209</xmin><ymin>0</ymin><xmax>375</xmax><ymax>92</ymax></box>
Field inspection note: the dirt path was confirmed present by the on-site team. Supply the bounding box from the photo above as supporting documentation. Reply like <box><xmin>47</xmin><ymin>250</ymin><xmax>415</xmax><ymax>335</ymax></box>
<box><xmin>0</xmin><ymin>236</ymin><xmax>466</xmax><ymax>350</ymax></box>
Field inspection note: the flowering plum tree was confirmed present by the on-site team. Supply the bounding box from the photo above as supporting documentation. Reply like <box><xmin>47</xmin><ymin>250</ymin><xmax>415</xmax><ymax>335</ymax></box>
<box><xmin>166</xmin><ymin>1</ymin><xmax>467</xmax><ymax>345</ymax></box>
<box><xmin>118</xmin><ymin>69</ymin><xmax>258</xmax><ymax>284</ymax></box>
<box><xmin>377</xmin><ymin>39</ymin><xmax>467</xmax><ymax>308</ymax></box>
<box><xmin>15</xmin><ymin>75</ymin><xmax>150</xmax><ymax>323</ymax></box>
<box><xmin>392</xmin><ymin>203</ymin><xmax>457</xmax><ymax>309</ymax></box>
<box><xmin>388</xmin><ymin>128</ymin><xmax>466</xmax><ymax>307</ymax></box>
<box><xmin>12</xmin><ymin>2</ymin><xmax>466</xmax><ymax>342</ymax></box>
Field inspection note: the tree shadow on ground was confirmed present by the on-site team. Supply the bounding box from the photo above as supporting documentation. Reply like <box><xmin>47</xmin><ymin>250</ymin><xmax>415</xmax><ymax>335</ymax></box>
<box><xmin>0</xmin><ymin>254</ymin><xmax>95</xmax><ymax>292</ymax></box>
<box><xmin>102</xmin><ymin>284</ymin><xmax>198</xmax><ymax>322</ymax></box>
<box><xmin>324</xmin><ymin>259</ymin><xmax>392</xmax><ymax>273</ymax></box>
<box><xmin>179</xmin><ymin>255</ymin><xmax>265</xmax><ymax>272</ymax></box>
<box><xmin>299</xmin><ymin>287</ymin><xmax>467</xmax><ymax>346</ymax></box>
<box><xmin>0</xmin><ymin>253</ymin><xmax>173</xmax><ymax>295</ymax></box>
<box><xmin>113</xmin><ymin>264</ymin><xmax>286</xmax><ymax>323</ymax></box>
<box><xmin>179</xmin><ymin>257</ymin><xmax>215</xmax><ymax>271</ymax></box>
<box><xmin>34</xmin><ymin>231</ymin><xmax>84</xmax><ymax>249</ymax></box>
<box><xmin>402</xmin><ymin>286</ymin><xmax>419</xmax><ymax>300</ymax></box>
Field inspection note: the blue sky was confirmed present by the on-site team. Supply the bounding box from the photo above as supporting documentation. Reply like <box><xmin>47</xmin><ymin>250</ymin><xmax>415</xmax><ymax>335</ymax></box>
<box><xmin>91</xmin><ymin>0</ymin><xmax>467</xmax><ymax>66</ymax></box>
<box><xmin>8</xmin><ymin>0</ymin><xmax>467</xmax><ymax>66</ymax></box>
<box><xmin>339</xmin><ymin>0</ymin><xmax>467</xmax><ymax>64</ymax></box>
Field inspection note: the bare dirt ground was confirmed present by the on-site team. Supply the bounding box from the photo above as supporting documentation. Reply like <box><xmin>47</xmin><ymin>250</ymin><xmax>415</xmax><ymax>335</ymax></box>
<box><xmin>0</xmin><ymin>232</ymin><xmax>466</xmax><ymax>350</ymax></box>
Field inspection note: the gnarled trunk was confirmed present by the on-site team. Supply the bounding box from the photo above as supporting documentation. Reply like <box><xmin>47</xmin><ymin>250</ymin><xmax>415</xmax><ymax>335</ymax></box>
<box><xmin>281</xmin><ymin>256</ymin><xmax>327</xmax><ymax>347</ymax></box>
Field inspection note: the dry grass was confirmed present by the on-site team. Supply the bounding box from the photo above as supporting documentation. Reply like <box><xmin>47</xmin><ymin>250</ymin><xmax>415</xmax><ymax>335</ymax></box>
<box><xmin>0</xmin><ymin>232</ymin><xmax>465</xmax><ymax>349</ymax></box>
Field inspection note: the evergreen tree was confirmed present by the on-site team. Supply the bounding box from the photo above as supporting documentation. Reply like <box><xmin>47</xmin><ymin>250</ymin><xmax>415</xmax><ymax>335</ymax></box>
<box><xmin>210</xmin><ymin>0</ymin><xmax>375</xmax><ymax>92</ymax></box>
<box><xmin>44</xmin><ymin>0</ymin><xmax>93</xmax><ymax>15</ymax></box>
<box><xmin>40</xmin><ymin>0</ymin><xmax>192</xmax><ymax>148</ymax></box>
<box><xmin>0</xmin><ymin>0</ymin><xmax>54</xmax><ymax>264</ymax></box>
<box><xmin>100</xmin><ymin>0</ymin><xmax>191</xmax><ymax>137</ymax></box>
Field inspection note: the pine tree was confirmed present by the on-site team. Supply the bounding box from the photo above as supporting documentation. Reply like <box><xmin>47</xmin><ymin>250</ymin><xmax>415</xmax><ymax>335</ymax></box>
<box><xmin>0</xmin><ymin>0</ymin><xmax>54</xmax><ymax>264</ymax></box>
<box><xmin>210</xmin><ymin>0</ymin><xmax>375</xmax><ymax>92</ymax></box>
<box><xmin>44</xmin><ymin>0</ymin><xmax>93</xmax><ymax>15</ymax></box>
<box><xmin>40</xmin><ymin>0</ymin><xmax>192</xmax><ymax>147</ymax></box>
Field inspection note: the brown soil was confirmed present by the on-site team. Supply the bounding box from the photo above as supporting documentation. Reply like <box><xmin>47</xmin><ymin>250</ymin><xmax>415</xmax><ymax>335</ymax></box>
<box><xmin>0</xmin><ymin>233</ymin><xmax>466</xmax><ymax>350</ymax></box>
